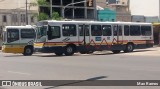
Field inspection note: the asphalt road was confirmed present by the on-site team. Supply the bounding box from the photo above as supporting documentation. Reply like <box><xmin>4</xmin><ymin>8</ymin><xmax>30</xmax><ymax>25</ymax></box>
<box><xmin>0</xmin><ymin>47</ymin><xmax>160</xmax><ymax>89</ymax></box>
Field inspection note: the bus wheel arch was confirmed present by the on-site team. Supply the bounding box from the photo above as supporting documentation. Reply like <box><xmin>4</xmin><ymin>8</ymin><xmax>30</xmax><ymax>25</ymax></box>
<box><xmin>124</xmin><ymin>42</ymin><xmax>134</xmax><ymax>53</ymax></box>
<box><xmin>23</xmin><ymin>45</ymin><xmax>34</xmax><ymax>56</ymax></box>
<box><xmin>64</xmin><ymin>44</ymin><xmax>76</xmax><ymax>56</ymax></box>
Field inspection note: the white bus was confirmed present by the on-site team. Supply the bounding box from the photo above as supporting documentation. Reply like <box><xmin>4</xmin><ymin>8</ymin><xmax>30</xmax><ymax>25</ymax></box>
<box><xmin>34</xmin><ymin>20</ymin><xmax>154</xmax><ymax>56</ymax></box>
<box><xmin>2</xmin><ymin>25</ymin><xmax>35</xmax><ymax>56</ymax></box>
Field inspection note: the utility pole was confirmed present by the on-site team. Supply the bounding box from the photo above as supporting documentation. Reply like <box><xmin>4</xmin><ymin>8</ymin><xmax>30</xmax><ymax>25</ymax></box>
<box><xmin>50</xmin><ymin>0</ymin><xmax>53</xmax><ymax>18</ymax></box>
<box><xmin>26</xmin><ymin>0</ymin><xmax>28</xmax><ymax>25</ymax></box>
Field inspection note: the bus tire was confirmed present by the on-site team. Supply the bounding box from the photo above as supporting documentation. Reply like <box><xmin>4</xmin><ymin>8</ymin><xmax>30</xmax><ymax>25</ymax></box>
<box><xmin>112</xmin><ymin>50</ymin><xmax>121</xmax><ymax>54</ymax></box>
<box><xmin>23</xmin><ymin>47</ymin><xmax>33</xmax><ymax>56</ymax></box>
<box><xmin>64</xmin><ymin>46</ymin><xmax>75</xmax><ymax>56</ymax></box>
<box><xmin>55</xmin><ymin>52</ymin><xmax>63</xmax><ymax>56</ymax></box>
<box><xmin>124</xmin><ymin>43</ymin><xmax>134</xmax><ymax>53</ymax></box>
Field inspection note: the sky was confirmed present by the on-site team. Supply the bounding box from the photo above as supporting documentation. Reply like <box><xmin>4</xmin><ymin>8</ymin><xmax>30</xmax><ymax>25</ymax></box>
<box><xmin>130</xmin><ymin>0</ymin><xmax>159</xmax><ymax>17</ymax></box>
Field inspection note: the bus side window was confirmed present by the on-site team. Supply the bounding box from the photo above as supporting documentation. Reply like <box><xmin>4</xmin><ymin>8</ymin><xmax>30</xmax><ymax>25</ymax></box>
<box><xmin>118</xmin><ymin>26</ymin><xmax>122</xmax><ymax>36</ymax></box>
<box><xmin>62</xmin><ymin>24</ymin><xmax>76</xmax><ymax>36</ymax></box>
<box><xmin>85</xmin><ymin>25</ymin><xmax>90</xmax><ymax>36</ymax></box>
<box><xmin>78</xmin><ymin>25</ymin><xmax>83</xmax><ymax>36</ymax></box>
<box><xmin>113</xmin><ymin>25</ymin><xmax>118</xmax><ymax>36</ymax></box>
<box><xmin>130</xmin><ymin>25</ymin><xmax>141</xmax><ymax>36</ymax></box>
<box><xmin>91</xmin><ymin>25</ymin><xmax>102</xmax><ymax>36</ymax></box>
<box><xmin>21</xmin><ymin>29</ymin><xmax>35</xmax><ymax>39</ymax></box>
<box><xmin>141</xmin><ymin>26</ymin><xmax>152</xmax><ymax>36</ymax></box>
<box><xmin>102</xmin><ymin>25</ymin><xmax>112</xmax><ymax>36</ymax></box>
<box><xmin>50</xmin><ymin>26</ymin><xmax>61</xmax><ymax>39</ymax></box>
<box><xmin>124</xmin><ymin>25</ymin><xmax>130</xmax><ymax>36</ymax></box>
<box><xmin>7</xmin><ymin>29</ymin><xmax>19</xmax><ymax>43</ymax></box>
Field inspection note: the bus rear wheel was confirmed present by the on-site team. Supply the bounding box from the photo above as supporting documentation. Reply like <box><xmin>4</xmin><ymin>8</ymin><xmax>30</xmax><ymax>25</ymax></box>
<box><xmin>23</xmin><ymin>47</ymin><xmax>33</xmax><ymax>56</ymax></box>
<box><xmin>112</xmin><ymin>50</ymin><xmax>121</xmax><ymax>54</ymax></box>
<box><xmin>64</xmin><ymin>46</ymin><xmax>75</xmax><ymax>56</ymax></box>
<box><xmin>124</xmin><ymin>43</ymin><xmax>134</xmax><ymax>53</ymax></box>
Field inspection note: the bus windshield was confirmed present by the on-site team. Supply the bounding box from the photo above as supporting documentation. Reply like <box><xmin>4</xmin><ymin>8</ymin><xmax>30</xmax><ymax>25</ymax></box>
<box><xmin>36</xmin><ymin>26</ymin><xmax>47</xmax><ymax>42</ymax></box>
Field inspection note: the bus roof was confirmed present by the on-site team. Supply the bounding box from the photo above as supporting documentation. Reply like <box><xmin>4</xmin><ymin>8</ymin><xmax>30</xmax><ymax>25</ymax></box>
<box><xmin>5</xmin><ymin>25</ymin><xmax>34</xmax><ymax>29</ymax></box>
<box><xmin>37</xmin><ymin>20</ymin><xmax>152</xmax><ymax>26</ymax></box>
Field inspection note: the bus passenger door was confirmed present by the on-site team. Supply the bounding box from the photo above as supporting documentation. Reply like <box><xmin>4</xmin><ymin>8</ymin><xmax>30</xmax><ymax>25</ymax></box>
<box><xmin>78</xmin><ymin>24</ymin><xmax>90</xmax><ymax>45</ymax></box>
<box><xmin>113</xmin><ymin>25</ymin><xmax>123</xmax><ymax>44</ymax></box>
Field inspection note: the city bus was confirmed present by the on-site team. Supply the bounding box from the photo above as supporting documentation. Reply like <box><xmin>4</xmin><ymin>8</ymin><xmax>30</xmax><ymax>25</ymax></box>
<box><xmin>2</xmin><ymin>25</ymin><xmax>35</xmax><ymax>56</ymax></box>
<box><xmin>34</xmin><ymin>20</ymin><xmax>154</xmax><ymax>56</ymax></box>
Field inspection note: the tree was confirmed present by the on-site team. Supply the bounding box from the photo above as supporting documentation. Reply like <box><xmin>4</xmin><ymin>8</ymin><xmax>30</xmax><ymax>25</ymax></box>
<box><xmin>37</xmin><ymin>0</ymin><xmax>49</xmax><ymax>6</ymax></box>
<box><xmin>36</xmin><ymin>0</ymin><xmax>63</xmax><ymax>21</ymax></box>
<box><xmin>52</xmin><ymin>12</ymin><xmax>62</xmax><ymax>20</ymax></box>
<box><xmin>38</xmin><ymin>12</ymin><xmax>49</xmax><ymax>21</ymax></box>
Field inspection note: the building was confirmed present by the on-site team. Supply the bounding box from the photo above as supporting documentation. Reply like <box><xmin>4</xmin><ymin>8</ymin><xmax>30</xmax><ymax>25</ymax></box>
<box><xmin>107</xmin><ymin>0</ymin><xmax>131</xmax><ymax>22</ymax></box>
<box><xmin>97</xmin><ymin>8</ymin><xmax>116</xmax><ymax>21</ymax></box>
<box><xmin>39</xmin><ymin>0</ymin><xmax>97</xmax><ymax>20</ymax></box>
<box><xmin>0</xmin><ymin>0</ymin><xmax>38</xmax><ymax>31</ymax></box>
<box><xmin>96</xmin><ymin>0</ymin><xmax>106</xmax><ymax>8</ymax></box>
<box><xmin>0</xmin><ymin>0</ymin><xmax>38</xmax><ymax>39</ymax></box>
<box><xmin>107</xmin><ymin>0</ymin><xmax>128</xmax><ymax>5</ymax></box>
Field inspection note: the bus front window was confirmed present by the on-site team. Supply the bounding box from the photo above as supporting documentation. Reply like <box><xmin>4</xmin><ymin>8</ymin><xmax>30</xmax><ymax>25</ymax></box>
<box><xmin>36</xmin><ymin>26</ymin><xmax>47</xmax><ymax>42</ymax></box>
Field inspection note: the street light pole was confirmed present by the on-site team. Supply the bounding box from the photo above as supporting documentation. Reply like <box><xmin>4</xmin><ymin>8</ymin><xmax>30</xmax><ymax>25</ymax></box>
<box><xmin>26</xmin><ymin>0</ymin><xmax>28</xmax><ymax>25</ymax></box>
<box><xmin>62</xmin><ymin>0</ymin><xmax>88</xmax><ymax>19</ymax></box>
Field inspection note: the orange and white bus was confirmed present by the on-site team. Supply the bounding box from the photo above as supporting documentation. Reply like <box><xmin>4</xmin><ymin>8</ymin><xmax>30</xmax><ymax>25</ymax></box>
<box><xmin>34</xmin><ymin>20</ymin><xmax>154</xmax><ymax>56</ymax></box>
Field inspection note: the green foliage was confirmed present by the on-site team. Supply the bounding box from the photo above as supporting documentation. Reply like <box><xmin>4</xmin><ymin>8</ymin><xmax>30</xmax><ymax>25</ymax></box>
<box><xmin>52</xmin><ymin>12</ymin><xmax>62</xmax><ymax>20</ymax></box>
<box><xmin>37</xmin><ymin>0</ymin><xmax>49</xmax><ymax>6</ymax></box>
<box><xmin>38</xmin><ymin>12</ymin><xmax>49</xmax><ymax>21</ymax></box>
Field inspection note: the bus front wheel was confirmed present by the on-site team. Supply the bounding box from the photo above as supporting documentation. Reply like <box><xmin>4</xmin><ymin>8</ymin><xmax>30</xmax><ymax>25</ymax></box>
<box><xmin>23</xmin><ymin>47</ymin><xmax>33</xmax><ymax>56</ymax></box>
<box><xmin>64</xmin><ymin>46</ymin><xmax>75</xmax><ymax>56</ymax></box>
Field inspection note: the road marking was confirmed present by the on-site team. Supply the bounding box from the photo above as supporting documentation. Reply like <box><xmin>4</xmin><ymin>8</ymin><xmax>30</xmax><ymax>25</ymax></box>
<box><xmin>7</xmin><ymin>71</ymin><xmax>31</xmax><ymax>76</ymax></box>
